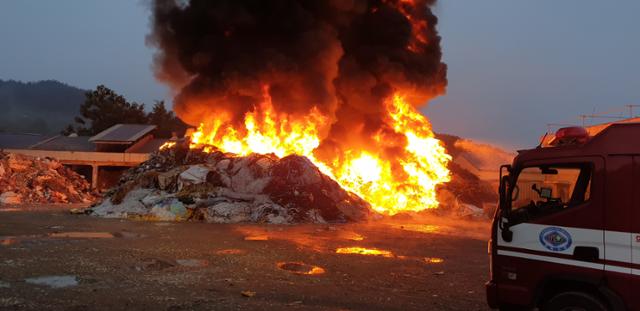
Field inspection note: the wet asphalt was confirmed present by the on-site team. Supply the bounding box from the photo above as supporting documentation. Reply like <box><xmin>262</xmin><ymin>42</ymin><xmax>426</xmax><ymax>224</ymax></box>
<box><xmin>0</xmin><ymin>207</ymin><xmax>491</xmax><ymax>311</ymax></box>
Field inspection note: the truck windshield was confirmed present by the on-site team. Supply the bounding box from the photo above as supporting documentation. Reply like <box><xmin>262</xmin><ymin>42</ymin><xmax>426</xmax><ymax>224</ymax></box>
<box><xmin>511</xmin><ymin>164</ymin><xmax>591</xmax><ymax>220</ymax></box>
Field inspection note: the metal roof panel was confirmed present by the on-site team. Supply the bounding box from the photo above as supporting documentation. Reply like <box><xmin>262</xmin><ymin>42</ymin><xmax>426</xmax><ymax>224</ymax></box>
<box><xmin>89</xmin><ymin>124</ymin><xmax>156</xmax><ymax>143</ymax></box>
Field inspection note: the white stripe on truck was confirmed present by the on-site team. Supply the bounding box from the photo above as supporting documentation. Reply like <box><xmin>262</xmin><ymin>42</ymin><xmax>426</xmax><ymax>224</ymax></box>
<box><xmin>497</xmin><ymin>249</ymin><xmax>640</xmax><ymax>276</ymax></box>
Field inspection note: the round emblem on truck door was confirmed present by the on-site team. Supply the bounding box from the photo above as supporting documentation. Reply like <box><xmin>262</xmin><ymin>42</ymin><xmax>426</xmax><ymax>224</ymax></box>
<box><xmin>539</xmin><ymin>227</ymin><xmax>572</xmax><ymax>252</ymax></box>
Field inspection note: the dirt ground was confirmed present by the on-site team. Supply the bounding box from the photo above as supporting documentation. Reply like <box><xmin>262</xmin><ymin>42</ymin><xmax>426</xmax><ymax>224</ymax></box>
<box><xmin>0</xmin><ymin>205</ymin><xmax>492</xmax><ymax>311</ymax></box>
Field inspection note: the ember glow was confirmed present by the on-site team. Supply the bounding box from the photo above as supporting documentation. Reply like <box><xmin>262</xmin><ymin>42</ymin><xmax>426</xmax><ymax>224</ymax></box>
<box><xmin>149</xmin><ymin>0</ymin><xmax>450</xmax><ymax>215</ymax></box>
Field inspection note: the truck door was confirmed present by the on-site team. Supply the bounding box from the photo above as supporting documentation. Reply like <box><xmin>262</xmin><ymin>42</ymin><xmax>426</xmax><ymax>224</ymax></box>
<box><xmin>496</xmin><ymin>157</ymin><xmax>604</xmax><ymax>305</ymax></box>
<box><xmin>630</xmin><ymin>156</ymin><xmax>640</xmax><ymax>310</ymax></box>
<box><xmin>603</xmin><ymin>155</ymin><xmax>633</xmax><ymax>309</ymax></box>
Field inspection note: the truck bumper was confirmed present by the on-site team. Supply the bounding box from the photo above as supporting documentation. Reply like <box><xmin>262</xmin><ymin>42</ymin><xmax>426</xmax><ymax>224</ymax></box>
<box><xmin>485</xmin><ymin>280</ymin><xmax>498</xmax><ymax>309</ymax></box>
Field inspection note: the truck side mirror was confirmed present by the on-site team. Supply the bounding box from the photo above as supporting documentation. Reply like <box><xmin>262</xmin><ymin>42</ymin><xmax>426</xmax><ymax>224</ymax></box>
<box><xmin>502</xmin><ymin>225</ymin><xmax>513</xmax><ymax>242</ymax></box>
<box><xmin>499</xmin><ymin>209</ymin><xmax>513</xmax><ymax>242</ymax></box>
<box><xmin>498</xmin><ymin>168</ymin><xmax>514</xmax><ymax>242</ymax></box>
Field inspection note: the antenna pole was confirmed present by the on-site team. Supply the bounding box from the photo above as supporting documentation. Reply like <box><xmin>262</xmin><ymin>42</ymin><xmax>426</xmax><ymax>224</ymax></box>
<box><xmin>625</xmin><ymin>104</ymin><xmax>640</xmax><ymax>118</ymax></box>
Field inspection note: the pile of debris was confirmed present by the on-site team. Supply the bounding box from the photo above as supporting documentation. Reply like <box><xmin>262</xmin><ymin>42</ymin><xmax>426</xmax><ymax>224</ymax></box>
<box><xmin>91</xmin><ymin>145</ymin><xmax>371</xmax><ymax>224</ymax></box>
<box><xmin>0</xmin><ymin>152</ymin><xmax>96</xmax><ymax>204</ymax></box>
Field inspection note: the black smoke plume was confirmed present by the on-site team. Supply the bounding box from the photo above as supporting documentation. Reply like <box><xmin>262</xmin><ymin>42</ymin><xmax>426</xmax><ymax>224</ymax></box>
<box><xmin>148</xmin><ymin>0</ymin><xmax>447</xmax><ymax>156</ymax></box>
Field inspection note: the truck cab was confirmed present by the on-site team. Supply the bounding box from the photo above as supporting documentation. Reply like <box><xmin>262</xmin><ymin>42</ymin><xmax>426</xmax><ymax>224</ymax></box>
<box><xmin>486</xmin><ymin>124</ymin><xmax>640</xmax><ymax>311</ymax></box>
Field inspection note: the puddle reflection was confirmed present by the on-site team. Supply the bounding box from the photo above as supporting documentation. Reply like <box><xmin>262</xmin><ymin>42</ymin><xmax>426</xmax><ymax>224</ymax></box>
<box><xmin>335</xmin><ymin>247</ymin><xmax>394</xmax><ymax>258</ymax></box>
<box><xmin>277</xmin><ymin>262</ymin><xmax>325</xmax><ymax>275</ymax></box>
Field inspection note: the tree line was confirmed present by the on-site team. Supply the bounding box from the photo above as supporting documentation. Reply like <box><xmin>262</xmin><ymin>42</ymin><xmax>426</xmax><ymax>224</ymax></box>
<box><xmin>63</xmin><ymin>85</ymin><xmax>187</xmax><ymax>138</ymax></box>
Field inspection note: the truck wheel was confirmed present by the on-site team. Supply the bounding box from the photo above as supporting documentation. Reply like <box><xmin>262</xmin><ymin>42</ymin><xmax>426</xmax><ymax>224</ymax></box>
<box><xmin>543</xmin><ymin>291</ymin><xmax>608</xmax><ymax>311</ymax></box>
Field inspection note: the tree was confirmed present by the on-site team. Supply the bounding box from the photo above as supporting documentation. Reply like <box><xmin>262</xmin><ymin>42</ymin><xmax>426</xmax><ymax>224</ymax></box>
<box><xmin>147</xmin><ymin>100</ymin><xmax>188</xmax><ymax>138</ymax></box>
<box><xmin>64</xmin><ymin>85</ymin><xmax>148</xmax><ymax>135</ymax></box>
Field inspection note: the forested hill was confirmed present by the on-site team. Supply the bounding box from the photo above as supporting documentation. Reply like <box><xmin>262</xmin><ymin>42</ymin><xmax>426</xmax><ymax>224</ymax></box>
<box><xmin>0</xmin><ymin>80</ymin><xmax>85</xmax><ymax>134</ymax></box>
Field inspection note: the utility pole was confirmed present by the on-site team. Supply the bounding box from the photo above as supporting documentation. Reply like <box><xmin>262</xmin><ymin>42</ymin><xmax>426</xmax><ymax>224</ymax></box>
<box><xmin>625</xmin><ymin>104</ymin><xmax>640</xmax><ymax>118</ymax></box>
<box><xmin>578</xmin><ymin>115</ymin><xmax>587</xmax><ymax>127</ymax></box>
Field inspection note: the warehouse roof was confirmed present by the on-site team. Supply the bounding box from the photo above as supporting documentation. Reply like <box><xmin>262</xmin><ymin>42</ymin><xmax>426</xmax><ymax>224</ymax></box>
<box><xmin>0</xmin><ymin>133</ymin><xmax>50</xmax><ymax>149</ymax></box>
<box><xmin>89</xmin><ymin>124</ymin><xmax>156</xmax><ymax>143</ymax></box>
<box><xmin>30</xmin><ymin>135</ymin><xmax>95</xmax><ymax>152</ymax></box>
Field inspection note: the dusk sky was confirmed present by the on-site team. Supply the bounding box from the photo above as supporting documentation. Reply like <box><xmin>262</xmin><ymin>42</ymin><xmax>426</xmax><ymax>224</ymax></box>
<box><xmin>1</xmin><ymin>1</ymin><xmax>638</xmax><ymax>149</ymax></box>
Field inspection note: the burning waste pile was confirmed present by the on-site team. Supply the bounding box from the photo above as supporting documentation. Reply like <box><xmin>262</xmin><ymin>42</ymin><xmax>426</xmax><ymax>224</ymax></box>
<box><xmin>0</xmin><ymin>152</ymin><xmax>95</xmax><ymax>204</ymax></box>
<box><xmin>90</xmin><ymin>144</ymin><xmax>370</xmax><ymax>224</ymax></box>
<box><xmin>91</xmin><ymin>0</ymin><xmax>463</xmax><ymax>222</ymax></box>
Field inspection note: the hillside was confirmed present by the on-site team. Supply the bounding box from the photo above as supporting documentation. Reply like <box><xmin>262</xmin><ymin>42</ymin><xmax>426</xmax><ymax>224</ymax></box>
<box><xmin>0</xmin><ymin>80</ymin><xmax>85</xmax><ymax>134</ymax></box>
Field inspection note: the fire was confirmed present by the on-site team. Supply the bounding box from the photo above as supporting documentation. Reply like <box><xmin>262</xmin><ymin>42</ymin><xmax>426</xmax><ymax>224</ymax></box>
<box><xmin>190</xmin><ymin>87</ymin><xmax>327</xmax><ymax>157</ymax></box>
<box><xmin>159</xmin><ymin>141</ymin><xmax>176</xmax><ymax>150</ymax></box>
<box><xmin>188</xmin><ymin>91</ymin><xmax>450</xmax><ymax>215</ymax></box>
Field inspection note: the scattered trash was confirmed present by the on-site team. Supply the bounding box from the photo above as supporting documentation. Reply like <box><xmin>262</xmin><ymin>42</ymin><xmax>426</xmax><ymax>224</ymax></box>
<box><xmin>277</xmin><ymin>262</ymin><xmax>325</xmax><ymax>275</ymax></box>
<box><xmin>24</xmin><ymin>275</ymin><xmax>78</xmax><ymax>288</ymax></box>
<box><xmin>0</xmin><ymin>152</ymin><xmax>96</xmax><ymax>204</ymax></box>
<box><xmin>69</xmin><ymin>208</ymin><xmax>89</xmax><ymax>215</ymax></box>
<box><xmin>48</xmin><ymin>232</ymin><xmax>114</xmax><ymax>239</ymax></box>
<box><xmin>90</xmin><ymin>146</ymin><xmax>371</xmax><ymax>224</ymax></box>
<box><xmin>0</xmin><ymin>191</ymin><xmax>21</xmax><ymax>204</ymax></box>
<box><xmin>457</xmin><ymin>203</ymin><xmax>485</xmax><ymax>218</ymax></box>
<box><xmin>241</xmin><ymin>290</ymin><xmax>256</xmax><ymax>297</ymax></box>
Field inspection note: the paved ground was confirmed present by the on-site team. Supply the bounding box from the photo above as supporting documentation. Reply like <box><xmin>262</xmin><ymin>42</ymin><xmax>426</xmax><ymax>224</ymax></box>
<box><xmin>0</xmin><ymin>206</ymin><xmax>491</xmax><ymax>311</ymax></box>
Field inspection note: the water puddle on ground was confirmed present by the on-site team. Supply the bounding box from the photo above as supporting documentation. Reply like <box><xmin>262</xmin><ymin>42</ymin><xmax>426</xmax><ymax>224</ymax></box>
<box><xmin>335</xmin><ymin>247</ymin><xmax>395</xmax><ymax>258</ymax></box>
<box><xmin>112</xmin><ymin>231</ymin><xmax>145</xmax><ymax>239</ymax></box>
<box><xmin>25</xmin><ymin>275</ymin><xmax>78</xmax><ymax>288</ymax></box>
<box><xmin>0</xmin><ymin>237</ymin><xmax>18</xmax><ymax>246</ymax></box>
<box><xmin>48</xmin><ymin>232</ymin><xmax>114</xmax><ymax>239</ymax></box>
<box><xmin>176</xmin><ymin>259</ymin><xmax>209</xmax><ymax>267</ymax></box>
<box><xmin>277</xmin><ymin>262</ymin><xmax>325</xmax><ymax>275</ymax></box>
<box><xmin>135</xmin><ymin>258</ymin><xmax>175</xmax><ymax>271</ymax></box>
<box><xmin>340</xmin><ymin>232</ymin><xmax>364</xmax><ymax>241</ymax></box>
<box><xmin>424</xmin><ymin>257</ymin><xmax>445</xmax><ymax>264</ymax></box>
<box><xmin>244</xmin><ymin>235</ymin><xmax>269</xmax><ymax>241</ymax></box>
<box><xmin>393</xmin><ymin>224</ymin><xmax>442</xmax><ymax>234</ymax></box>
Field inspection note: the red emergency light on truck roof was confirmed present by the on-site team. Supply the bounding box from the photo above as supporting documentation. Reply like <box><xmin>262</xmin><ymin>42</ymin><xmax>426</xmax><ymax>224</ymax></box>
<box><xmin>548</xmin><ymin>126</ymin><xmax>590</xmax><ymax>146</ymax></box>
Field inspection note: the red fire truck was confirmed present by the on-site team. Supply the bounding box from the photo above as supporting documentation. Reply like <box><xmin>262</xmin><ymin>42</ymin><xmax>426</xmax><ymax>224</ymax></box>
<box><xmin>486</xmin><ymin>124</ymin><xmax>640</xmax><ymax>311</ymax></box>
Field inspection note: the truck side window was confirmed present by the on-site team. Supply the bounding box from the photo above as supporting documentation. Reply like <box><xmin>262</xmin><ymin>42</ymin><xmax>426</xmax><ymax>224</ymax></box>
<box><xmin>511</xmin><ymin>164</ymin><xmax>591</xmax><ymax>218</ymax></box>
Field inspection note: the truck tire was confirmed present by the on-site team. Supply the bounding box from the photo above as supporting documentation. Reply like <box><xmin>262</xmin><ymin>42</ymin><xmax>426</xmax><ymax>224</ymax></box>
<box><xmin>543</xmin><ymin>291</ymin><xmax>608</xmax><ymax>311</ymax></box>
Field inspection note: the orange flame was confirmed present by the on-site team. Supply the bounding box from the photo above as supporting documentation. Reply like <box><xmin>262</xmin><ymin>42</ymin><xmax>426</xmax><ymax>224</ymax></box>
<box><xmin>159</xmin><ymin>141</ymin><xmax>176</xmax><ymax>150</ymax></box>
<box><xmin>188</xmin><ymin>90</ymin><xmax>450</xmax><ymax>215</ymax></box>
